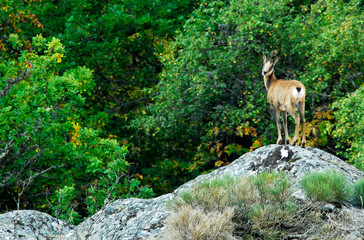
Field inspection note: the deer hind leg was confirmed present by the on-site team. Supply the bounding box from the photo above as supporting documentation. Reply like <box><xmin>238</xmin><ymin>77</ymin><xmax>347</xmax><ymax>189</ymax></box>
<box><xmin>273</xmin><ymin>108</ymin><xmax>283</xmax><ymax>144</ymax></box>
<box><xmin>282</xmin><ymin>111</ymin><xmax>290</xmax><ymax>144</ymax></box>
<box><xmin>288</xmin><ymin>109</ymin><xmax>300</xmax><ymax>146</ymax></box>
<box><xmin>298</xmin><ymin>101</ymin><xmax>306</xmax><ymax>148</ymax></box>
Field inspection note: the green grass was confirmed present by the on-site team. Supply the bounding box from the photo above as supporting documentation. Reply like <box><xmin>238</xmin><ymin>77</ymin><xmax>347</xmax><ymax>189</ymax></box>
<box><xmin>353</xmin><ymin>178</ymin><xmax>364</xmax><ymax>208</ymax></box>
<box><xmin>301</xmin><ymin>170</ymin><xmax>351</xmax><ymax>203</ymax></box>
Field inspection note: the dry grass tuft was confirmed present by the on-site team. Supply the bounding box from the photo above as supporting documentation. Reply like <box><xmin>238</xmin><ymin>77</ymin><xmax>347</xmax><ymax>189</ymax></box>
<box><xmin>162</xmin><ymin>204</ymin><xmax>236</xmax><ymax>240</ymax></box>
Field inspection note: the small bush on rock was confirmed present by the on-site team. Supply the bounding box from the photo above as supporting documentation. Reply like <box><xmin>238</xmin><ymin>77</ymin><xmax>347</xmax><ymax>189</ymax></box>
<box><xmin>251</xmin><ymin>171</ymin><xmax>293</xmax><ymax>206</ymax></box>
<box><xmin>301</xmin><ymin>170</ymin><xmax>351</xmax><ymax>203</ymax></box>
<box><xmin>353</xmin><ymin>178</ymin><xmax>364</xmax><ymax>208</ymax></box>
<box><xmin>249</xmin><ymin>172</ymin><xmax>296</xmax><ymax>238</ymax></box>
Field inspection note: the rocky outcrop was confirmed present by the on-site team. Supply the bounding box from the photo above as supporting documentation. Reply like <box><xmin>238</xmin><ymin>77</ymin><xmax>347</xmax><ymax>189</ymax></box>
<box><xmin>0</xmin><ymin>210</ymin><xmax>74</xmax><ymax>239</ymax></box>
<box><xmin>69</xmin><ymin>195</ymin><xmax>173</xmax><ymax>240</ymax></box>
<box><xmin>176</xmin><ymin>144</ymin><xmax>364</xmax><ymax>200</ymax></box>
<box><xmin>0</xmin><ymin>145</ymin><xmax>363</xmax><ymax>239</ymax></box>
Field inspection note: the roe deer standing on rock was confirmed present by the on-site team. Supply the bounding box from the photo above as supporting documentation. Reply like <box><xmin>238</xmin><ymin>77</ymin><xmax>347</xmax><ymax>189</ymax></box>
<box><xmin>262</xmin><ymin>51</ymin><xmax>306</xmax><ymax>147</ymax></box>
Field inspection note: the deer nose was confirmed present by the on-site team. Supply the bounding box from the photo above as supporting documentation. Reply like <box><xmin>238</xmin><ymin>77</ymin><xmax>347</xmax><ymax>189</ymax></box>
<box><xmin>263</xmin><ymin>71</ymin><xmax>267</xmax><ymax>75</ymax></box>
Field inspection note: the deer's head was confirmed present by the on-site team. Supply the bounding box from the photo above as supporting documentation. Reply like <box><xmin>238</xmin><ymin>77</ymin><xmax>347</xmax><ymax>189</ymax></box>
<box><xmin>262</xmin><ymin>51</ymin><xmax>279</xmax><ymax>77</ymax></box>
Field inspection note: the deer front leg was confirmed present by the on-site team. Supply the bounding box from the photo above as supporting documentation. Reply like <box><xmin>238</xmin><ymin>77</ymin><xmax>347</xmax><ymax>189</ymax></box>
<box><xmin>274</xmin><ymin>108</ymin><xmax>283</xmax><ymax>144</ymax></box>
<box><xmin>282</xmin><ymin>111</ymin><xmax>290</xmax><ymax>144</ymax></box>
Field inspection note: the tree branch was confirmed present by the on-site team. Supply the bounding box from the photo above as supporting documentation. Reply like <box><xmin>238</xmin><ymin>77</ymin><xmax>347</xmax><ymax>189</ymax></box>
<box><xmin>0</xmin><ymin>64</ymin><xmax>32</xmax><ymax>98</ymax></box>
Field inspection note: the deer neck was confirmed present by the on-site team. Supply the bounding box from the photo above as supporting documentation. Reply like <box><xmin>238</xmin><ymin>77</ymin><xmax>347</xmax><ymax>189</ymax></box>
<box><xmin>264</xmin><ymin>72</ymin><xmax>277</xmax><ymax>91</ymax></box>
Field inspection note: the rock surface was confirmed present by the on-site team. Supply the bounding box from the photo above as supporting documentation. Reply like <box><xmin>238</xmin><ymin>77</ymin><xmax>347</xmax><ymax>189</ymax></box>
<box><xmin>0</xmin><ymin>145</ymin><xmax>363</xmax><ymax>239</ymax></box>
<box><xmin>0</xmin><ymin>210</ymin><xmax>74</xmax><ymax>239</ymax></box>
<box><xmin>69</xmin><ymin>194</ymin><xmax>173</xmax><ymax>240</ymax></box>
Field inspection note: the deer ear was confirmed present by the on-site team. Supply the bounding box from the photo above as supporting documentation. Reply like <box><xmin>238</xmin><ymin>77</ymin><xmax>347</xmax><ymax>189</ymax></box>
<box><xmin>271</xmin><ymin>50</ymin><xmax>278</xmax><ymax>56</ymax></box>
<box><xmin>273</xmin><ymin>56</ymin><xmax>279</xmax><ymax>65</ymax></box>
<box><xmin>263</xmin><ymin>54</ymin><xmax>267</xmax><ymax>63</ymax></box>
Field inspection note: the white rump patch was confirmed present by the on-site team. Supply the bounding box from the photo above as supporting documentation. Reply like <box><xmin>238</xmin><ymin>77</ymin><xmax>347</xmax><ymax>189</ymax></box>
<box><xmin>280</xmin><ymin>147</ymin><xmax>289</xmax><ymax>160</ymax></box>
<box><xmin>293</xmin><ymin>87</ymin><xmax>305</xmax><ymax>99</ymax></box>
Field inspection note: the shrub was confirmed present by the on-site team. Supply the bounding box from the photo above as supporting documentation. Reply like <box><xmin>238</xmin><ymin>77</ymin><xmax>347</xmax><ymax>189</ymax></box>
<box><xmin>249</xmin><ymin>172</ymin><xmax>296</xmax><ymax>238</ymax></box>
<box><xmin>52</xmin><ymin>185</ymin><xmax>82</xmax><ymax>225</ymax></box>
<box><xmin>327</xmin><ymin>85</ymin><xmax>364</xmax><ymax>170</ymax></box>
<box><xmin>251</xmin><ymin>171</ymin><xmax>293</xmax><ymax>206</ymax></box>
<box><xmin>248</xmin><ymin>202</ymin><xmax>296</xmax><ymax>239</ymax></box>
<box><xmin>301</xmin><ymin>170</ymin><xmax>351</xmax><ymax>203</ymax></box>
<box><xmin>353</xmin><ymin>178</ymin><xmax>364</xmax><ymax>208</ymax></box>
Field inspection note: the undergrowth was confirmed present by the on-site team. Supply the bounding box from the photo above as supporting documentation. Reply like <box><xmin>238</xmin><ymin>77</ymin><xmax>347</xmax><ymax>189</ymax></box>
<box><xmin>164</xmin><ymin>171</ymin><xmax>297</xmax><ymax>239</ymax></box>
<box><xmin>160</xmin><ymin>171</ymin><xmax>364</xmax><ymax>240</ymax></box>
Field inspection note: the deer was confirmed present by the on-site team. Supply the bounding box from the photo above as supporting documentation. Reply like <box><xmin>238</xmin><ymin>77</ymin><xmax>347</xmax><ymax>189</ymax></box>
<box><xmin>262</xmin><ymin>51</ymin><xmax>306</xmax><ymax>147</ymax></box>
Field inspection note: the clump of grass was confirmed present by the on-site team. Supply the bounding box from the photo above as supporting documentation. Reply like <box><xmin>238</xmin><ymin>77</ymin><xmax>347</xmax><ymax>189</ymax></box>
<box><xmin>301</xmin><ymin>170</ymin><xmax>351</xmax><ymax>203</ymax></box>
<box><xmin>170</xmin><ymin>175</ymin><xmax>258</xmax><ymax>214</ymax></box>
<box><xmin>162</xmin><ymin>205</ymin><xmax>236</xmax><ymax>240</ymax></box>
<box><xmin>164</xmin><ymin>171</ymin><xmax>296</xmax><ymax>239</ymax></box>
<box><xmin>251</xmin><ymin>171</ymin><xmax>293</xmax><ymax>206</ymax></box>
<box><xmin>353</xmin><ymin>178</ymin><xmax>364</xmax><ymax>208</ymax></box>
<box><xmin>249</xmin><ymin>172</ymin><xmax>296</xmax><ymax>238</ymax></box>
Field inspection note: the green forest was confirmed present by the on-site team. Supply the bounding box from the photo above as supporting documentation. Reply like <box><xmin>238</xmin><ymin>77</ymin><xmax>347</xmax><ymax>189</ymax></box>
<box><xmin>0</xmin><ymin>0</ymin><xmax>363</xmax><ymax>224</ymax></box>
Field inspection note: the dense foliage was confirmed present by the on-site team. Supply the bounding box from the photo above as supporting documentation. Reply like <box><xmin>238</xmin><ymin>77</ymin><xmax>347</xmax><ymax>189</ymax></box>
<box><xmin>0</xmin><ymin>0</ymin><xmax>363</xmax><ymax>223</ymax></box>
<box><xmin>134</xmin><ymin>0</ymin><xmax>363</xmax><ymax>192</ymax></box>
<box><xmin>327</xmin><ymin>85</ymin><xmax>364</xmax><ymax>169</ymax></box>
<box><xmin>0</xmin><ymin>35</ymin><xmax>153</xmax><ymax>224</ymax></box>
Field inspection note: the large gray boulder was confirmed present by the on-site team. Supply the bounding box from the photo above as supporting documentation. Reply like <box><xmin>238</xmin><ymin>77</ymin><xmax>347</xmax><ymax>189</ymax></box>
<box><xmin>176</xmin><ymin>144</ymin><xmax>364</xmax><ymax>199</ymax></box>
<box><xmin>0</xmin><ymin>145</ymin><xmax>363</xmax><ymax>239</ymax></box>
<box><xmin>0</xmin><ymin>210</ymin><xmax>74</xmax><ymax>239</ymax></box>
<box><xmin>68</xmin><ymin>195</ymin><xmax>173</xmax><ymax>240</ymax></box>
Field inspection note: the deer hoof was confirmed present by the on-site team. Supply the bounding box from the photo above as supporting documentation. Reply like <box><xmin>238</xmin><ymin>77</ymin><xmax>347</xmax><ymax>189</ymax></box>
<box><xmin>285</xmin><ymin>139</ymin><xmax>290</xmax><ymax>145</ymax></box>
<box><xmin>301</xmin><ymin>142</ymin><xmax>306</xmax><ymax>148</ymax></box>
<box><xmin>290</xmin><ymin>140</ymin><xmax>298</xmax><ymax>146</ymax></box>
<box><xmin>277</xmin><ymin>139</ymin><xmax>283</xmax><ymax>145</ymax></box>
